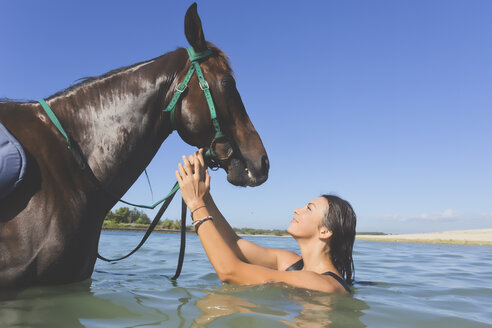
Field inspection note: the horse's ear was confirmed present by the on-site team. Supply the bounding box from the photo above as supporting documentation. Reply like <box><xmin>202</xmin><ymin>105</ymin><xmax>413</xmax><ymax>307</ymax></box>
<box><xmin>184</xmin><ymin>3</ymin><xmax>208</xmax><ymax>52</ymax></box>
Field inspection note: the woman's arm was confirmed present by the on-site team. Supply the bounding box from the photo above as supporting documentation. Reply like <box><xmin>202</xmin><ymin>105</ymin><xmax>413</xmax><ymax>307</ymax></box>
<box><xmin>176</xmin><ymin>151</ymin><xmax>345</xmax><ymax>294</ymax></box>
<box><xmin>190</xmin><ymin>205</ymin><xmax>341</xmax><ymax>293</ymax></box>
<box><xmin>183</xmin><ymin>151</ymin><xmax>299</xmax><ymax>270</ymax></box>
<box><xmin>201</xmin><ymin>192</ymin><xmax>300</xmax><ymax>270</ymax></box>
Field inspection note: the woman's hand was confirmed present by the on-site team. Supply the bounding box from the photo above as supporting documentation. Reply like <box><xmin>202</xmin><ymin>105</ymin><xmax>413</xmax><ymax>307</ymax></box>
<box><xmin>176</xmin><ymin>148</ymin><xmax>211</xmax><ymax>212</ymax></box>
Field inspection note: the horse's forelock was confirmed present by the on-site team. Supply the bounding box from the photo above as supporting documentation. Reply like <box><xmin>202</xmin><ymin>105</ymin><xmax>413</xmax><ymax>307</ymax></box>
<box><xmin>206</xmin><ymin>43</ymin><xmax>233</xmax><ymax>75</ymax></box>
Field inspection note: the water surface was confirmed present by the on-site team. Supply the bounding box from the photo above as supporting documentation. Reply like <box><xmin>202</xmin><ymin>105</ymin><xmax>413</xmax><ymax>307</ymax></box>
<box><xmin>1</xmin><ymin>232</ymin><xmax>491</xmax><ymax>327</ymax></box>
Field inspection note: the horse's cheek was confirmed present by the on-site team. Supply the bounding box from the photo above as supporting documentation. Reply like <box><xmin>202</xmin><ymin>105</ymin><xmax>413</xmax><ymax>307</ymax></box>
<box><xmin>179</xmin><ymin>103</ymin><xmax>208</xmax><ymax>145</ymax></box>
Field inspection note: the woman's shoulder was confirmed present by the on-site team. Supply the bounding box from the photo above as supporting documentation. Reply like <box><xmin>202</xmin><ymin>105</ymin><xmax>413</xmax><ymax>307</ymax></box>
<box><xmin>280</xmin><ymin>258</ymin><xmax>351</xmax><ymax>293</ymax></box>
<box><xmin>321</xmin><ymin>272</ymin><xmax>351</xmax><ymax>293</ymax></box>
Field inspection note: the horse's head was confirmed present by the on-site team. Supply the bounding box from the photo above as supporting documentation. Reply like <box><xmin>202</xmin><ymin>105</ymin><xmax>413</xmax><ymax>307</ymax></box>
<box><xmin>169</xmin><ymin>4</ymin><xmax>269</xmax><ymax>187</ymax></box>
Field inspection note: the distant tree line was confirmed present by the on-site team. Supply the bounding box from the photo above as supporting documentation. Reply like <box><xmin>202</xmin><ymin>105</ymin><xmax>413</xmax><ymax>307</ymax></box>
<box><xmin>104</xmin><ymin>207</ymin><xmax>151</xmax><ymax>225</ymax></box>
<box><xmin>160</xmin><ymin>218</ymin><xmax>193</xmax><ymax>231</ymax></box>
<box><xmin>103</xmin><ymin>209</ymin><xmax>290</xmax><ymax>235</ymax></box>
<box><xmin>233</xmin><ymin>227</ymin><xmax>289</xmax><ymax>236</ymax></box>
<box><xmin>103</xmin><ymin>207</ymin><xmax>193</xmax><ymax>230</ymax></box>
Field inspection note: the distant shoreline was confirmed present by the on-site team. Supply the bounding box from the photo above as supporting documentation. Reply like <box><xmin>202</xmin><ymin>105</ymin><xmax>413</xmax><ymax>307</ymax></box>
<box><xmin>101</xmin><ymin>227</ymin><xmax>290</xmax><ymax>237</ymax></box>
<box><xmin>102</xmin><ymin>227</ymin><xmax>194</xmax><ymax>234</ymax></box>
<box><xmin>102</xmin><ymin>227</ymin><xmax>492</xmax><ymax>245</ymax></box>
<box><xmin>356</xmin><ymin>228</ymin><xmax>492</xmax><ymax>246</ymax></box>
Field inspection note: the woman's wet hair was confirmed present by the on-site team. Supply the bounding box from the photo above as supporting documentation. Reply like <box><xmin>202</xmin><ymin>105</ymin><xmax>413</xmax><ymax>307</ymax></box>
<box><xmin>321</xmin><ymin>195</ymin><xmax>356</xmax><ymax>285</ymax></box>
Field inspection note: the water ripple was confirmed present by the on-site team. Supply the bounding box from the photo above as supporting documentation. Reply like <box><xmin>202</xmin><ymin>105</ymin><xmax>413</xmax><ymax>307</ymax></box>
<box><xmin>1</xmin><ymin>234</ymin><xmax>491</xmax><ymax>327</ymax></box>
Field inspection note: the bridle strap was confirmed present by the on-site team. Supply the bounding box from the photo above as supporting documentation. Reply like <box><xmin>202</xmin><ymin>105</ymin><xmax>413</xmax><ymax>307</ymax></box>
<box><xmin>97</xmin><ymin>182</ymin><xmax>180</xmax><ymax>262</ymax></box>
<box><xmin>186</xmin><ymin>47</ymin><xmax>213</xmax><ymax>61</ymax></box>
<box><xmin>97</xmin><ymin>183</ymin><xmax>187</xmax><ymax>281</ymax></box>
<box><xmin>38</xmin><ymin>99</ymin><xmax>71</xmax><ymax>149</ymax></box>
<box><xmin>163</xmin><ymin>47</ymin><xmax>223</xmax><ymax>139</ymax></box>
<box><xmin>171</xmin><ymin>198</ymin><xmax>188</xmax><ymax>280</ymax></box>
<box><xmin>191</xmin><ymin>60</ymin><xmax>223</xmax><ymax>139</ymax></box>
<box><xmin>164</xmin><ymin>64</ymin><xmax>196</xmax><ymax>131</ymax></box>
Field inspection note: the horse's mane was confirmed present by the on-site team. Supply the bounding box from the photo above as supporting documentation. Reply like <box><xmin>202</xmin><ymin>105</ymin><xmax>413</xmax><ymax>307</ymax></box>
<box><xmin>1</xmin><ymin>43</ymin><xmax>232</xmax><ymax>104</ymax></box>
<box><xmin>47</xmin><ymin>55</ymin><xmax>169</xmax><ymax>99</ymax></box>
<box><xmin>0</xmin><ymin>57</ymin><xmax>165</xmax><ymax>104</ymax></box>
<box><xmin>0</xmin><ymin>98</ymin><xmax>36</xmax><ymax>103</ymax></box>
<box><xmin>48</xmin><ymin>43</ymin><xmax>233</xmax><ymax>99</ymax></box>
<box><xmin>0</xmin><ymin>58</ymin><xmax>163</xmax><ymax>104</ymax></box>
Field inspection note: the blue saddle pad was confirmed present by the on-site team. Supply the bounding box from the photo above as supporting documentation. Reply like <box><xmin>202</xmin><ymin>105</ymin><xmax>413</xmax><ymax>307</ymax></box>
<box><xmin>0</xmin><ymin>122</ymin><xmax>27</xmax><ymax>199</ymax></box>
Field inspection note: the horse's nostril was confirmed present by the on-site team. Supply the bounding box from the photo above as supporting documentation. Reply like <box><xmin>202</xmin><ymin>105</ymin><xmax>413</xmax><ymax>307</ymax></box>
<box><xmin>261</xmin><ymin>155</ymin><xmax>270</xmax><ymax>173</ymax></box>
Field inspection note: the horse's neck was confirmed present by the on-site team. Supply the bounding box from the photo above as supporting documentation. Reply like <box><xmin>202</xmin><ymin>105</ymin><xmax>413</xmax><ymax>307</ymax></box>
<box><xmin>49</xmin><ymin>52</ymin><xmax>183</xmax><ymax>196</ymax></box>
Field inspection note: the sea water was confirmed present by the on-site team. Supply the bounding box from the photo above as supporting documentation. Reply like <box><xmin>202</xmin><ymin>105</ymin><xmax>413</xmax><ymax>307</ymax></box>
<box><xmin>1</xmin><ymin>232</ymin><xmax>491</xmax><ymax>327</ymax></box>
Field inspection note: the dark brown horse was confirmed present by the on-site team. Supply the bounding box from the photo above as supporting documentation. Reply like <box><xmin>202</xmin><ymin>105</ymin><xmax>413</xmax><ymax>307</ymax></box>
<box><xmin>0</xmin><ymin>3</ymin><xmax>268</xmax><ymax>289</ymax></box>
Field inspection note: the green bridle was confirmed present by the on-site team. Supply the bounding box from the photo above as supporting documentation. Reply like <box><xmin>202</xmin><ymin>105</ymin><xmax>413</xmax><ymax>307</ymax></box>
<box><xmin>36</xmin><ymin>47</ymin><xmax>236</xmax><ymax>275</ymax></box>
<box><xmin>163</xmin><ymin>47</ymin><xmax>232</xmax><ymax>165</ymax></box>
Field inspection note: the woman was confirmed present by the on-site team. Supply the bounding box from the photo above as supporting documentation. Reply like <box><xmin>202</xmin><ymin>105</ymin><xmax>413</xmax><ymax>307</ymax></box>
<box><xmin>176</xmin><ymin>149</ymin><xmax>356</xmax><ymax>294</ymax></box>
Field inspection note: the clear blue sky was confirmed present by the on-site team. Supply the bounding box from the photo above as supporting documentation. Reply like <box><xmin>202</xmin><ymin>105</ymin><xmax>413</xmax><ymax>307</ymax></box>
<box><xmin>1</xmin><ymin>1</ymin><xmax>491</xmax><ymax>233</ymax></box>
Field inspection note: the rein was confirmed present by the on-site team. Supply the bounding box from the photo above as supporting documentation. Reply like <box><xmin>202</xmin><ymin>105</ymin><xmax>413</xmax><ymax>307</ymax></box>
<box><xmin>36</xmin><ymin>46</ymin><xmax>223</xmax><ymax>280</ymax></box>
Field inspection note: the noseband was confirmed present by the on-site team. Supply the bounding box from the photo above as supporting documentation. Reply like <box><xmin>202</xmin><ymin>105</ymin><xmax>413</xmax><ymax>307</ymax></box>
<box><xmin>163</xmin><ymin>47</ymin><xmax>233</xmax><ymax>170</ymax></box>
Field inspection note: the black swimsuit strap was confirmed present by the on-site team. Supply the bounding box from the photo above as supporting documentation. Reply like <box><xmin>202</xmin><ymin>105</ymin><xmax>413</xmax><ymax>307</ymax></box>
<box><xmin>321</xmin><ymin>271</ymin><xmax>351</xmax><ymax>292</ymax></box>
<box><xmin>285</xmin><ymin>258</ymin><xmax>351</xmax><ymax>292</ymax></box>
<box><xmin>285</xmin><ymin>258</ymin><xmax>304</xmax><ymax>271</ymax></box>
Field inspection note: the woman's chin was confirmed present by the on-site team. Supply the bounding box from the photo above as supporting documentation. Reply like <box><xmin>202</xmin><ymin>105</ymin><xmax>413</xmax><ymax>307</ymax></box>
<box><xmin>287</xmin><ymin>225</ymin><xmax>312</xmax><ymax>240</ymax></box>
<box><xmin>287</xmin><ymin>224</ymin><xmax>296</xmax><ymax>237</ymax></box>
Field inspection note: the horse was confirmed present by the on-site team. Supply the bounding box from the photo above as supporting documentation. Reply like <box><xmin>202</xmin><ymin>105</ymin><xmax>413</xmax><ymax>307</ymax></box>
<box><xmin>0</xmin><ymin>3</ymin><xmax>269</xmax><ymax>290</ymax></box>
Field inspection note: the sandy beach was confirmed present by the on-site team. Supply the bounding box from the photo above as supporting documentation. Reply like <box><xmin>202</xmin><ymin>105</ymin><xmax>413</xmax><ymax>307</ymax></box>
<box><xmin>356</xmin><ymin>228</ymin><xmax>492</xmax><ymax>246</ymax></box>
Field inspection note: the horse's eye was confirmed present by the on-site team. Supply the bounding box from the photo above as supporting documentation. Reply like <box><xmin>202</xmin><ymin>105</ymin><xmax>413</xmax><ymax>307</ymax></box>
<box><xmin>221</xmin><ymin>78</ymin><xmax>235</xmax><ymax>88</ymax></box>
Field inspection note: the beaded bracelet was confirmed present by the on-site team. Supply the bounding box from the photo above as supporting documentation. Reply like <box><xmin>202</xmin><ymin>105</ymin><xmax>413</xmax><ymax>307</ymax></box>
<box><xmin>192</xmin><ymin>216</ymin><xmax>213</xmax><ymax>233</ymax></box>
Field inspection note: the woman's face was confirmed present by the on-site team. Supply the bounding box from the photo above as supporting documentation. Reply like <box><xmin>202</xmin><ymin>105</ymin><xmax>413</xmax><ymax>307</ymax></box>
<box><xmin>288</xmin><ymin>197</ymin><xmax>329</xmax><ymax>239</ymax></box>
